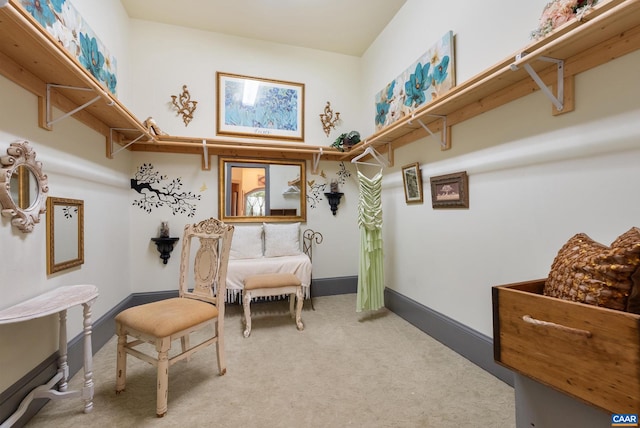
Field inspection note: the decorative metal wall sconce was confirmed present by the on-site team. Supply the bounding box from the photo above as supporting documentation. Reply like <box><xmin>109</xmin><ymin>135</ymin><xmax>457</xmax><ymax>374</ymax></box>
<box><xmin>170</xmin><ymin>85</ymin><xmax>198</xmax><ymax>127</ymax></box>
<box><xmin>319</xmin><ymin>101</ymin><xmax>340</xmax><ymax>136</ymax></box>
<box><xmin>151</xmin><ymin>237</ymin><xmax>179</xmax><ymax>264</ymax></box>
<box><xmin>150</xmin><ymin>221</ymin><xmax>179</xmax><ymax>264</ymax></box>
<box><xmin>324</xmin><ymin>192</ymin><xmax>343</xmax><ymax>216</ymax></box>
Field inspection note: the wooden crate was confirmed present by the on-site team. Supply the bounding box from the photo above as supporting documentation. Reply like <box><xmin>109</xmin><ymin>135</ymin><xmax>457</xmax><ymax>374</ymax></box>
<box><xmin>492</xmin><ymin>279</ymin><xmax>640</xmax><ymax>414</ymax></box>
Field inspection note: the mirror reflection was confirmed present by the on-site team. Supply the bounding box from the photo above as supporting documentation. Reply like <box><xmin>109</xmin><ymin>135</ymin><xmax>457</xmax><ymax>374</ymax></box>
<box><xmin>0</xmin><ymin>140</ymin><xmax>48</xmax><ymax>233</ymax></box>
<box><xmin>218</xmin><ymin>157</ymin><xmax>306</xmax><ymax>223</ymax></box>
<box><xmin>10</xmin><ymin>165</ymin><xmax>37</xmax><ymax>210</ymax></box>
<box><xmin>46</xmin><ymin>197</ymin><xmax>84</xmax><ymax>274</ymax></box>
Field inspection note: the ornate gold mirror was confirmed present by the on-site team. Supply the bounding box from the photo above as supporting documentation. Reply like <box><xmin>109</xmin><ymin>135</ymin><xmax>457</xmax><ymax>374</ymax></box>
<box><xmin>46</xmin><ymin>197</ymin><xmax>84</xmax><ymax>274</ymax></box>
<box><xmin>218</xmin><ymin>157</ymin><xmax>306</xmax><ymax>223</ymax></box>
<box><xmin>0</xmin><ymin>140</ymin><xmax>48</xmax><ymax>233</ymax></box>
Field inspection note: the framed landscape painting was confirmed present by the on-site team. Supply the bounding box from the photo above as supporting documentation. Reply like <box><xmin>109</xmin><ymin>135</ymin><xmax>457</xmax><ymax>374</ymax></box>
<box><xmin>430</xmin><ymin>171</ymin><xmax>469</xmax><ymax>209</ymax></box>
<box><xmin>217</xmin><ymin>72</ymin><xmax>305</xmax><ymax>141</ymax></box>
<box><xmin>374</xmin><ymin>31</ymin><xmax>455</xmax><ymax>131</ymax></box>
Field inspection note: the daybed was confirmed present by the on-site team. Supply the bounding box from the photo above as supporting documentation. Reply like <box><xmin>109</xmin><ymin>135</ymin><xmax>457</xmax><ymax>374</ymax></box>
<box><xmin>225</xmin><ymin>223</ymin><xmax>315</xmax><ymax>303</ymax></box>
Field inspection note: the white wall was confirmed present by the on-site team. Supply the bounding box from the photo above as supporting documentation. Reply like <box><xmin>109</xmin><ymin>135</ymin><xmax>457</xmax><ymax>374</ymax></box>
<box><xmin>361</xmin><ymin>0</ymin><xmax>548</xmax><ymax>136</ymax></box>
<box><xmin>0</xmin><ymin>76</ymin><xmax>133</xmax><ymax>389</ymax></box>
<box><xmin>0</xmin><ymin>0</ymin><xmax>133</xmax><ymax>391</ymax></box>
<box><xmin>361</xmin><ymin>0</ymin><xmax>640</xmax><ymax>336</ymax></box>
<box><xmin>125</xmin><ymin>20</ymin><xmax>364</xmax><ymax>142</ymax></box>
<box><xmin>124</xmin><ymin>20</ymin><xmax>366</xmax><ymax>285</ymax></box>
<box><xmin>128</xmin><ymin>150</ymin><xmax>361</xmax><ymax>287</ymax></box>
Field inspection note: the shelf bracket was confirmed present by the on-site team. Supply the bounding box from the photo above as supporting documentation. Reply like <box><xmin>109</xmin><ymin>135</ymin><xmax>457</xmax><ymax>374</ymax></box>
<box><xmin>511</xmin><ymin>53</ymin><xmax>564</xmax><ymax>112</ymax></box>
<box><xmin>108</xmin><ymin>128</ymin><xmax>147</xmax><ymax>158</ymax></box>
<box><xmin>311</xmin><ymin>148</ymin><xmax>323</xmax><ymax>175</ymax></box>
<box><xmin>409</xmin><ymin>114</ymin><xmax>449</xmax><ymax>150</ymax></box>
<box><xmin>201</xmin><ymin>139</ymin><xmax>210</xmax><ymax>170</ymax></box>
<box><xmin>45</xmin><ymin>84</ymin><xmax>103</xmax><ymax>129</ymax></box>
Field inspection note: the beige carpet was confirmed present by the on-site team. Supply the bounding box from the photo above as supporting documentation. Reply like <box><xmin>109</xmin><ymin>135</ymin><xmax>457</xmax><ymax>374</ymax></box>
<box><xmin>26</xmin><ymin>294</ymin><xmax>515</xmax><ymax>427</ymax></box>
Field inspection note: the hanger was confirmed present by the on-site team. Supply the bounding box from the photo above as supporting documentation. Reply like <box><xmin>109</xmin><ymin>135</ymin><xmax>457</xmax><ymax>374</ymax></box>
<box><xmin>351</xmin><ymin>146</ymin><xmax>390</xmax><ymax>167</ymax></box>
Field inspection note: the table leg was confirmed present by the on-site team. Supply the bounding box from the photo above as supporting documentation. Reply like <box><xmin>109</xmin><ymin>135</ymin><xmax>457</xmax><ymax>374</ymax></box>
<box><xmin>82</xmin><ymin>300</ymin><xmax>95</xmax><ymax>413</ymax></box>
<box><xmin>58</xmin><ymin>309</ymin><xmax>69</xmax><ymax>392</ymax></box>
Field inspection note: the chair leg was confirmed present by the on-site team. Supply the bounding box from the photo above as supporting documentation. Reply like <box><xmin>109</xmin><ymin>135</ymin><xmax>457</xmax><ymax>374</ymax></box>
<box><xmin>156</xmin><ymin>339</ymin><xmax>170</xmax><ymax>417</ymax></box>
<box><xmin>243</xmin><ymin>291</ymin><xmax>252</xmax><ymax>338</ymax></box>
<box><xmin>295</xmin><ymin>287</ymin><xmax>304</xmax><ymax>331</ymax></box>
<box><xmin>215</xmin><ymin>320</ymin><xmax>226</xmax><ymax>375</ymax></box>
<box><xmin>115</xmin><ymin>327</ymin><xmax>127</xmax><ymax>394</ymax></box>
<box><xmin>289</xmin><ymin>293</ymin><xmax>295</xmax><ymax>318</ymax></box>
<box><xmin>181</xmin><ymin>335</ymin><xmax>191</xmax><ymax>362</ymax></box>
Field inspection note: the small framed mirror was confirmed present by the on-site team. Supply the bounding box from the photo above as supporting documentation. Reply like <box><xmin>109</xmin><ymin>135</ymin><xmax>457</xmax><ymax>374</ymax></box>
<box><xmin>218</xmin><ymin>157</ymin><xmax>306</xmax><ymax>223</ymax></box>
<box><xmin>46</xmin><ymin>197</ymin><xmax>84</xmax><ymax>274</ymax></box>
<box><xmin>0</xmin><ymin>140</ymin><xmax>48</xmax><ymax>233</ymax></box>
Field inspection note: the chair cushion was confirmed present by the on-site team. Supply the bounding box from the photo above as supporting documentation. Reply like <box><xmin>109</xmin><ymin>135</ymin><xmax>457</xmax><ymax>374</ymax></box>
<box><xmin>244</xmin><ymin>273</ymin><xmax>301</xmax><ymax>290</ymax></box>
<box><xmin>115</xmin><ymin>297</ymin><xmax>218</xmax><ymax>337</ymax></box>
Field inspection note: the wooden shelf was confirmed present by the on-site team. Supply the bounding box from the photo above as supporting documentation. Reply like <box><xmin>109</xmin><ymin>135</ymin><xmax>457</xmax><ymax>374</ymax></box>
<box><xmin>130</xmin><ymin>135</ymin><xmax>345</xmax><ymax>163</ymax></box>
<box><xmin>345</xmin><ymin>0</ymin><xmax>640</xmax><ymax>162</ymax></box>
<box><xmin>1</xmin><ymin>0</ymin><xmax>639</xmax><ymax>166</ymax></box>
<box><xmin>0</xmin><ymin>1</ymin><xmax>153</xmax><ymax>148</ymax></box>
<box><xmin>0</xmin><ymin>0</ymin><xmax>342</xmax><ymax>164</ymax></box>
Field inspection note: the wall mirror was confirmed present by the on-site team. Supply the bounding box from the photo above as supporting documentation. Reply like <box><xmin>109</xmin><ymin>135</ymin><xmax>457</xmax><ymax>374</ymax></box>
<box><xmin>0</xmin><ymin>140</ymin><xmax>48</xmax><ymax>233</ymax></box>
<box><xmin>218</xmin><ymin>156</ymin><xmax>306</xmax><ymax>223</ymax></box>
<box><xmin>46</xmin><ymin>197</ymin><xmax>84</xmax><ymax>274</ymax></box>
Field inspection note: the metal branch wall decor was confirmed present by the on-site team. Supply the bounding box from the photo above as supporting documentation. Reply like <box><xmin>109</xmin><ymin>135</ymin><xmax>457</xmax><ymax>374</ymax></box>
<box><xmin>306</xmin><ymin>162</ymin><xmax>351</xmax><ymax>209</ymax></box>
<box><xmin>131</xmin><ymin>163</ymin><xmax>201</xmax><ymax>217</ymax></box>
<box><xmin>170</xmin><ymin>85</ymin><xmax>198</xmax><ymax>126</ymax></box>
<box><xmin>319</xmin><ymin>101</ymin><xmax>340</xmax><ymax>136</ymax></box>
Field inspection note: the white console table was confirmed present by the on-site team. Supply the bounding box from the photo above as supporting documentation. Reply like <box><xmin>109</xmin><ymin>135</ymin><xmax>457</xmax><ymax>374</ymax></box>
<box><xmin>0</xmin><ymin>285</ymin><xmax>98</xmax><ymax>427</ymax></box>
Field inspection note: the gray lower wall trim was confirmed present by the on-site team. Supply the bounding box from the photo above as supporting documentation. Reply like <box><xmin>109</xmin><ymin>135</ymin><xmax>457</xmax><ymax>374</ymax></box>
<box><xmin>0</xmin><ymin>354</ymin><xmax>58</xmax><ymax>427</ymax></box>
<box><xmin>311</xmin><ymin>275</ymin><xmax>357</xmax><ymax>297</ymax></box>
<box><xmin>384</xmin><ymin>287</ymin><xmax>514</xmax><ymax>387</ymax></box>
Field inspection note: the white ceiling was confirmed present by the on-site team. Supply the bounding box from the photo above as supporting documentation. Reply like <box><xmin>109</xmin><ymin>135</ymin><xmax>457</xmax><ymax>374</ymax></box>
<box><xmin>119</xmin><ymin>0</ymin><xmax>406</xmax><ymax>56</ymax></box>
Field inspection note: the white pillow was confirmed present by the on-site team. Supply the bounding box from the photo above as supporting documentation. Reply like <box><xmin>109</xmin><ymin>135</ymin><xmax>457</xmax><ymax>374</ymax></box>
<box><xmin>230</xmin><ymin>225</ymin><xmax>264</xmax><ymax>259</ymax></box>
<box><xmin>263</xmin><ymin>222</ymin><xmax>301</xmax><ymax>257</ymax></box>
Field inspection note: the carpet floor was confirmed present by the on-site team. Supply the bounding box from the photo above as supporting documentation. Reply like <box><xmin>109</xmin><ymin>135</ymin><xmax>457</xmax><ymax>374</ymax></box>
<box><xmin>25</xmin><ymin>294</ymin><xmax>515</xmax><ymax>427</ymax></box>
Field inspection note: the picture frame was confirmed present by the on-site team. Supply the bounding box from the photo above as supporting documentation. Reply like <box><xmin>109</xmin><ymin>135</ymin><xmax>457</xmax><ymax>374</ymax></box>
<box><xmin>46</xmin><ymin>197</ymin><xmax>84</xmax><ymax>274</ymax></box>
<box><xmin>430</xmin><ymin>171</ymin><xmax>469</xmax><ymax>209</ymax></box>
<box><xmin>401</xmin><ymin>162</ymin><xmax>423</xmax><ymax>204</ymax></box>
<box><xmin>216</xmin><ymin>72</ymin><xmax>305</xmax><ymax>141</ymax></box>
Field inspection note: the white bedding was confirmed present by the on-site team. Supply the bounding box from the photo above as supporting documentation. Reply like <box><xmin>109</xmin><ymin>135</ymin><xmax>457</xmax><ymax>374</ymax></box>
<box><xmin>226</xmin><ymin>253</ymin><xmax>312</xmax><ymax>302</ymax></box>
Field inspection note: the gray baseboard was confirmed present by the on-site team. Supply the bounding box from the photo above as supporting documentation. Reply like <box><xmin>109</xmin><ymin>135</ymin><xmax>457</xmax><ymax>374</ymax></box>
<box><xmin>384</xmin><ymin>287</ymin><xmax>514</xmax><ymax>387</ymax></box>
<box><xmin>311</xmin><ymin>275</ymin><xmax>357</xmax><ymax>297</ymax></box>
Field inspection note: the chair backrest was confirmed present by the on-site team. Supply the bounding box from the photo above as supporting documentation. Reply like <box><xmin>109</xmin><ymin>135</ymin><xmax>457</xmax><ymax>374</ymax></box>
<box><xmin>178</xmin><ymin>218</ymin><xmax>234</xmax><ymax>311</ymax></box>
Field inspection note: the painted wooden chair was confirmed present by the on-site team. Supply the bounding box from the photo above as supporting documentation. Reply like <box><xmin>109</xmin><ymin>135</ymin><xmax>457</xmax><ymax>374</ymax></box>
<box><xmin>115</xmin><ymin>218</ymin><xmax>234</xmax><ymax>417</ymax></box>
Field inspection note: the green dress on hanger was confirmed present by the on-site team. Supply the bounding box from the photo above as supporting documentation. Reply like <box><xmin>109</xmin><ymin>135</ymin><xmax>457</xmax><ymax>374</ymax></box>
<box><xmin>356</xmin><ymin>168</ymin><xmax>385</xmax><ymax>312</ymax></box>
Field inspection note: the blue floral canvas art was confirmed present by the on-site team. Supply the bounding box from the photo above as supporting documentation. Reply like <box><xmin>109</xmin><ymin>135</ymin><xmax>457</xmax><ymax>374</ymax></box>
<box><xmin>374</xmin><ymin>31</ymin><xmax>455</xmax><ymax>131</ymax></box>
<box><xmin>19</xmin><ymin>0</ymin><xmax>118</xmax><ymax>95</ymax></box>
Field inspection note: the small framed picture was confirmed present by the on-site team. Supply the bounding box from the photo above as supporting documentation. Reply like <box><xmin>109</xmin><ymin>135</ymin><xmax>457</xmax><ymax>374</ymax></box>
<box><xmin>430</xmin><ymin>171</ymin><xmax>469</xmax><ymax>209</ymax></box>
<box><xmin>401</xmin><ymin>162</ymin><xmax>423</xmax><ymax>204</ymax></box>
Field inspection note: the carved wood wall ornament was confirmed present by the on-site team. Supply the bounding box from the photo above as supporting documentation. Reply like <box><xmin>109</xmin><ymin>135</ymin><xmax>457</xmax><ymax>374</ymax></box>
<box><xmin>319</xmin><ymin>101</ymin><xmax>340</xmax><ymax>136</ymax></box>
<box><xmin>170</xmin><ymin>85</ymin><xmax>198</xmax><ymax>127</ymax></box>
